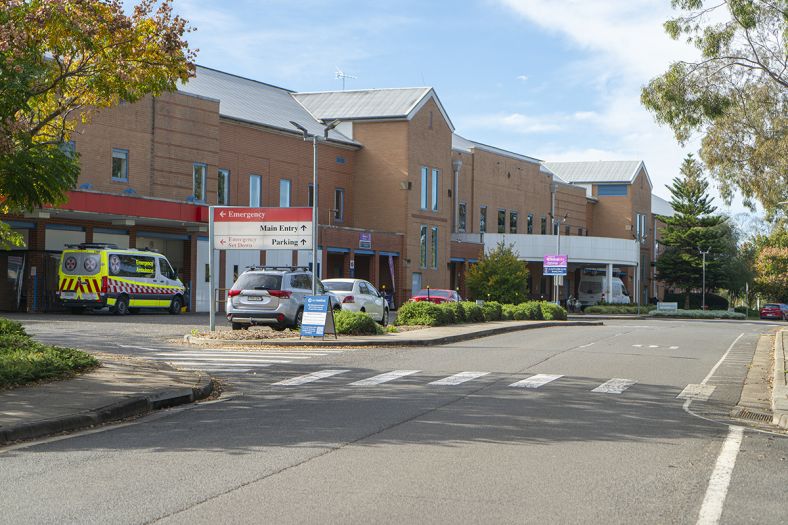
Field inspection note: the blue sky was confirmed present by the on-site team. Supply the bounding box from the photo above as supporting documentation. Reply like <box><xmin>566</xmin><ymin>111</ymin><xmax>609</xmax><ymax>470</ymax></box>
<box><xmin>173</xmin><ymin>0</ymin><xmax>750</xmax><ymax>216</ymax></box>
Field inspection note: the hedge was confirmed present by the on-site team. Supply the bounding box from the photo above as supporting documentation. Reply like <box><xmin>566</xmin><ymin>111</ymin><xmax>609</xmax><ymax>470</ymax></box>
<box><xmin>584</xmin><ymin>305</ymin><xmax>657</xmax><ymax>314</ymax></box>
<box><xmin>334</xmin><ymin>310</ymin><xmax>383</xmax><ymax>335</ymax></box>
<box><xmin>461</xmin><ymin>302</ymin><xmax>485</xmax><ymax>323</ymax></box>
<box><xmin>663</xmin><ymin>292</ymin><xmax>729</xmax><ymax>310</ymax></box>
<box><xmin>648</xmin><ymin>309</ymin><xmax>745</xmax><ymax>320</ymax></box>
<box><xmin>514</xmin><ymin>302</ymin><xmax>543</xmax><ymax>320</ymax></box>
<box><xmin>482</xmin><ymin>301</ymin><xmax>503</xmax><ymax>322</ymax></box>
<box><xmin>540</xmin><ymin>302</ymin><xmax>568</xmax><ymax>321</ymax></box>
<box><xmin>395</xmin><ymin>300</ymin><xmax>567</xmax><ymax>326</ymax></box>
<box><xmin>395</xmin><ymin>301</ymin><xmax>450</xmax><ymax>326</ymax></box>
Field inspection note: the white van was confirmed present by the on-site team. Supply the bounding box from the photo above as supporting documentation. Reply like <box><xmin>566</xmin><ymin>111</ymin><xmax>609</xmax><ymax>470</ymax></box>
<box><xmin>577</xmin><ymin>275</ymin><xmax>630</xmax><ymax>306</ymax></box>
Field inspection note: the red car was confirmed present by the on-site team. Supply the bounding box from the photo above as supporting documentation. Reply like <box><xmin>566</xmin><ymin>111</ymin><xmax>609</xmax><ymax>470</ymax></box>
<box><xmin>409</xmin><ymin>289</ymin><xmax>462</xmax><ymax>304</ymax></box>
<box><xmin>759</xmin><ymin>303</ymin><xmax>788</xmax><ymax>320</ymax></box>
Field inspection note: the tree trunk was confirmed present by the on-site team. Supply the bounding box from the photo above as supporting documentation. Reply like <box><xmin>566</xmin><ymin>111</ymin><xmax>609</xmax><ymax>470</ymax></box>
<box><xmin>684</xmin><ymin>288</ymin><xmax>691</xmax><ymax>309</ymax></box>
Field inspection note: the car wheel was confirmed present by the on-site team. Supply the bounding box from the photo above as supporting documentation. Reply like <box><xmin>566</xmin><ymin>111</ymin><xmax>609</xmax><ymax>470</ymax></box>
<box><xmin>231</xmin><ymin>322</ymin><xmax>245</xmax><ymax>330</ymax></box>
<box><xmin>113</xmin><ymin>295</ymin><xmax>129</xmax><ymax>316</ymax></box>
<box><xmin>379</xmin><ymin>308</ymin><xmax>389</xmax><ymax>326</ymax></box>
<box><xmin>271</xmin><ymin>324</ymin><xmax>287</xmax><ymax>332</ymax></box>
<box><xmin>293</xmin><ymin>307</ymin><xmax>304</xmax><ymax>329</ymax></box>
<box><xmin>168</xmin><ymin>295</ymin><xmax>183</xmax><ymax>315</ymax></box>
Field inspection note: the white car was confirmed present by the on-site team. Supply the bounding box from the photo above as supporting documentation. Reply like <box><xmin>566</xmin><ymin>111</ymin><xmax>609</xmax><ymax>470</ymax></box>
<box><xmin>321</xmin><ymin>278</ymin><xmax>389</xmax><ymax>325</ymax></box>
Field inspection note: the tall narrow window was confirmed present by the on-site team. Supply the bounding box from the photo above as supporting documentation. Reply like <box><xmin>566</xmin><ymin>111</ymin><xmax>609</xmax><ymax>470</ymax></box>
<box><xmin>431</xmin><ymin>168</ymin><xmax>439</xmax><ymax>211</ymax></box>
<box><xmin>527</xmin><ymin>214</ymin><xmax>533</xmax><ymax>234</ymax></box>
<box><xmin>419</xmin><ymin>225</ymin><xmax>428</xmax><ymax>268</ymax></box>
<box><xmin>307</xmin><ymin>184</ymin><xmax>314</xmax><ymax>207</ymax></box>
<box><xmin>480</xmin><ymin>206</ymin><xmax>487</xmax><ymax>233</ymax></box>
<box><xmin>249</xmin><ymin>175</ymin><xmax>262</xmax><ymax>207</ymax></box>
<box><xmin>334</xmin><ymin>188</ymin><xmax>345</xmax><ymax>222</ymax></box>
<box><xmin>279</xmin><ymin>179</ymin><xmax>291</xmax><ymax>207</ymax></box>
<box><xmin>193</xmin><ymin>163</ymin><xmax>206</xmax><ymax>202</ymax></box>
<box><xmin>510</xmin><ymin>211</ymin><xmax>518</xmax><ymax>234</ymax></box>
<box><xmin>420</xmin><ymin>167</ymin><xmax>428</xmax><ymax>209</ymax></box>
<box><xmin>497</xmin><ymin>209</ymin><xmax>506</xmax><ymax>233</ymax></box>
<box><xmin>458</xmin><ymin>202</ymin><xmax>467</xmax><ymax>232</ymax></box>
<box><xmin>112</xmin><ymin>149</ymin><xmax>128</xmax><ymax>182</ymax></box>
<box><xmin>540</xmin><ymin>216</ymin><xmax>547</xmax><ymax>235</ymax></box>
<box><xmin>565</xmin><ymin>225</ymin><xmax>570</xmax><ymax>236</ymax></box>
<box><xmin>218</xmin><ymin>169</ymin><xmax>229</xmax><ymax>205</ymax></box>
<box><xmin>431</xmin><ymin>227</ymin><xmax>438</xmax><ymax>269</ymax></box>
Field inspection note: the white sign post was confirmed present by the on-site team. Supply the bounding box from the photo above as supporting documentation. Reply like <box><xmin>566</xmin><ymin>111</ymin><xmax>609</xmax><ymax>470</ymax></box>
<box><xmin>208</xmin><ymin>207</ymin><xmax>313</xmax><ymax>331</ymax></box>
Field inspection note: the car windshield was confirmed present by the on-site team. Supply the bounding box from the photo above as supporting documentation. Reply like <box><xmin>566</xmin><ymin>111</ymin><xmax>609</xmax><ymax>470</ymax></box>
<box><xmin>232</xmin><ymin>273</ymin><xmax>282</xmax><ymax>291</ymax></box>
<box><xmin>323</xmin><ymin>281</ymin><xmax>353</xmax><ymax>292</ymax></box>
<box><xmin>415</xmin><ymin>289</ymin><xmax>451</xmax><ymax>298</ymax></box>
<box><xmin>764</xmin><ymin>304</ymin><xmax>780</xmax><ymax>308</ymax></box>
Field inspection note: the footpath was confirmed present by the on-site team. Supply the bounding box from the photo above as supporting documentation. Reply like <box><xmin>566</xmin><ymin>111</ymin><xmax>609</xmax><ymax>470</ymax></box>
<box><xmin>770</xmin><ymin>329</ymin><xmax>788</xmax><ymax>428</ymax></box>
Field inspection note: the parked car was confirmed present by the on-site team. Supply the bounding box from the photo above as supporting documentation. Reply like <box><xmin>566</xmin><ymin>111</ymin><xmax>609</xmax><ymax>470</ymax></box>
<box><xmin>408</xmin><ymin>289</ymin><xmax>462</xmax><ymax>304</ymax></box>
<box><xmin>759</xmin><ymin>303</ymin><xmax>788</xmax><ymax>320</ymax></box>
<box><xmin>322</xmin><ymin>278</ymin><xmax>390</xmax><ymax>325</ymax></box>
<box><xmin>225</xmin><ymin>266</ymin><xmax>339</xmax><ymax>331</ymax></box>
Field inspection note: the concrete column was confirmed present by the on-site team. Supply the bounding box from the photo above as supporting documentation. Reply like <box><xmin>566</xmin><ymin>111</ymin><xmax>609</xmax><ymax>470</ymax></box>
<box><xmin>372</xmin><ymin>252</ymin><xmax>380</xmax><ymax>287</ymax></box>
<box><xmin>606</xmin><ymin>263</ymin><xmax>613</xmax><ymax>304</ymax></box>
<box><xmin>187</xmin><ymin>233</ymin><xmax>198</xmax><ymax>312</ymax></box>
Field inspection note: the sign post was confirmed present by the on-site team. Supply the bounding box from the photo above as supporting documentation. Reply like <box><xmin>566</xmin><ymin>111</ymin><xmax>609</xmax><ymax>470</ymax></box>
<box><xmin>208</xmin><ymin>206</ymin><xmax>313</xmax><ymax>331</ymax></box>
<box><xmin>543</xmin><ymin>255</ymin><xmax>568</xmax><ymax>305</ymax></box>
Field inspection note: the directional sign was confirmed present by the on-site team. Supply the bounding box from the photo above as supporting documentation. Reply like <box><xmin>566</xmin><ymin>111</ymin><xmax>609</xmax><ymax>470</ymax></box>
<box><xmin>212</xmin><ymin>207</ymin><xmax>312</xmax><ymax>251</ymax></box>
<box><xmin>543</xmin><ymin>254</ymin><xmax>568</xmax><ymax>276</ymax></box>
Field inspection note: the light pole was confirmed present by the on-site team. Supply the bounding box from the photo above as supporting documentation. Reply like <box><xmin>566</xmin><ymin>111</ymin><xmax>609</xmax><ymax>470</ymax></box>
<box><xmin>289</xmin><ymin>119</ymin><xmax>340</xmax><ymax>295</ymax></box>
<box><xmin>699</xmin><ymin>247</ymin><xmax>710</xmax><ymax>310</ymax></box>
<box><xmin>550</xmin><ymin>211</ymin><xmax>568</xmax><ymax>304</ymax></box>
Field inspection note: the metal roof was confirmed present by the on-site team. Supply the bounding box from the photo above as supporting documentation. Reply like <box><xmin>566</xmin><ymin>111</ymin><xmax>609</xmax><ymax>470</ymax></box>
<box><xmin>293</xmin><ymin>87</ymin><xmax>454</xmax><ymax>130</ymax></box>
<box><xmin>452</xmin><ymin>134</ymin><xmax>541</xmax><ymax>165</ymax></box>
<box><xmin>543</xmin><ymin>161</ymin><xmax>651</xmax><ymax>187</ymax></box>
<box><xmin>651</xmin><ymin>194</ymin><xmax>675</xmax><ymax>217</ymax></box>
<box><xmin>178</xmin><ymin>66</ymin><xmax>357</xmax><ymax>145</ymax></box>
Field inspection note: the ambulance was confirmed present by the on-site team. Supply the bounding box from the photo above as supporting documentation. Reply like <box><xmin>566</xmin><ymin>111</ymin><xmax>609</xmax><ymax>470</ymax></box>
<box><xmin>57</xmin><ymin>243</ymin><xmax>185</xmax><ymax>315</ymax></box>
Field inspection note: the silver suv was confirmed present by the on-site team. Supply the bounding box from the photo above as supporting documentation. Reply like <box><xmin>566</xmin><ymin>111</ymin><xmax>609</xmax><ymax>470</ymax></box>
<box><xmin>225</xmin><ymin>266</ymin><xmax>337</xmax><ymax>331</ymax></box>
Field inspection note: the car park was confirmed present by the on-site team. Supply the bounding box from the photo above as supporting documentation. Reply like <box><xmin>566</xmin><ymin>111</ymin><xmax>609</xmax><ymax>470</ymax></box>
<box><xmin>322</xmin><ymin>278</ymin><xmax>389</xmax><ymax>325</ymax></box>
<box><xmin>759</xmin><ymin>303</ymin><xmax>788</xmax><ymax>320</ymax></box>
<box><xmin>225</xmin><ymin>266</ymin><xmax>339</xmax><ymax>330</ymax></box>
<box><xmin>408</xmin><ymin>289</ymin><xmax>462</xmax><ymax>304</ymax></box>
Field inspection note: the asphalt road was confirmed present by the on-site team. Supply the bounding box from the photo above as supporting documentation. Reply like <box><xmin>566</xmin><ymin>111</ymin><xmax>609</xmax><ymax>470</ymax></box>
<box><xmin>1</xmin><ymin>316</ymin><xmax>786</xmax><ymax>524</ymax></box>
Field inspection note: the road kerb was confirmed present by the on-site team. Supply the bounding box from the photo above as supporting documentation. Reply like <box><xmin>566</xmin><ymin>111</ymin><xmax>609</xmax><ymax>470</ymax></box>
<box><xmin>772</xmin><ymin>329</ymin><xmax>788</xmax><ymax>429</ymax></box>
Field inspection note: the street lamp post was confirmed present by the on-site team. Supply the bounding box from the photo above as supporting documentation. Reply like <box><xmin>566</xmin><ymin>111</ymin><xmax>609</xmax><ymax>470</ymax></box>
<box><xmin>550</xmin><ymin>212</ymin><xmax>567</xmax><ymax>304</ymax></box>
<box><xmin>290</xmin><ymin>120</ymin><xmax>340</xmax><ymax>295</ymax></box>
<box><xmin>699</xmin><ymin>247</ymin><xmax>710</xmax><ymax>310</ymax></box>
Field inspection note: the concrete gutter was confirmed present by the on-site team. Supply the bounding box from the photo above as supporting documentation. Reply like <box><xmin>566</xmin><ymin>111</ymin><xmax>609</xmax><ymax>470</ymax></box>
<box><xmin>184</xmin><ymin>320</ymin><xmax>604</xmax><ymax>348</ymax></box>
<box><xmin>0</xmin><ymin>375</ymin><xmax>214</xmax><ymax>446</ymax></box>
<box><xmin>772</xmin><ymin>329</ymin><xmax>788</xmax><ymax>429</ymax></box>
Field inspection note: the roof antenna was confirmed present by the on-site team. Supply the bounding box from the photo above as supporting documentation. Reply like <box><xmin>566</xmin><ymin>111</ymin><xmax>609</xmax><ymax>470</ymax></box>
<box><xmin>335</xmin><ymin>67</ymin><xmax>356</xmax><ymax>90</ymax></box>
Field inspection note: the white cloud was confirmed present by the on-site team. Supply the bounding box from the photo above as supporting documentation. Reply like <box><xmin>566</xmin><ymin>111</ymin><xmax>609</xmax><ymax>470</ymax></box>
<box><xmin>460</xmin><ymin>112</ymin><xmax>563</xmax><ymax>134</ymax></box>
<box><xmin>516</xmin><ymin>74</ymin><xmax>529</xmax><ymax>81</ymax></box>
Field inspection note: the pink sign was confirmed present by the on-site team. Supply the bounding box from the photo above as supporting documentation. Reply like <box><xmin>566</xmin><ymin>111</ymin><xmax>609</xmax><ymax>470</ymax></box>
<box><xmin>543</xmin><ymin>255</ymin><xmax>567</xmax><ymax>267</ymax></box>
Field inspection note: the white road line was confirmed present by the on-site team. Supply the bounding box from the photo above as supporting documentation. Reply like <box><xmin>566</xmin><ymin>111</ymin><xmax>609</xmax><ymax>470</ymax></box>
<box><xmin>509</xmin><ymin>374</ymin><xmax>563</xmax><ymax>389</ymax></box>
<box><xmin>591</xmin><ymin>378</ymin><xmax>636</xmax><ymax>394</ymax></box>
<box><xmin>272</xmin><ymin>369</ymin><xmax>349</xmax><ymax>386</ymax></box>
<box><xmin>429</xmin><ymin>371</ymin><xmax>489</xmax><ymax>386</ymax></box>
<box><xmin>632</xmin><ymin>344</ymin><xmax>643</xmax><ymax>348</ymax></box>
<box><xmin>350</xmin><ymin>370</ymin><xmax>420</xmax><ymax>386</ymax></box>
<box><xmin>154</xmin><ymin>353</ymin><xmax>313</xmax><ymax>360</ymax></box>
<box><xmin>578</xmin><ymin>343</ymin><xmax>595</xmax><ymax>348</ymax></box>
<box><xmin>700</xmin><ymin>333</ymin><xmax>745</xmax><ymax>385</ymax></box>
<box><xmin>175</xmin><ymin>368</ymin><xmax>253</xmax><ymax>372</ymax></box>
<box><xmin>149</xmin><ymin>357</ymin><xmax>293</xmax><ymax>363</ymax></box>
<box><xmin>677</xmin><ymin>384</ymin><xmax>716</xmax><ymax>401</ymax></box>
<box><xmin>696</xmin><ymin>426</ymin><xmax>744</xmax><ymax>525</ymax></box>
<box><xmin>648</xmin><ymin>344</ymin><xmax>659</xmax><ymax>348</ymax></box>
<box><xmin>160</xmin><ymin>361</ymin><xmax>271</xmax><ymax>368</ymax></box>
<box><xmin>670</xmin><ymin>346</ymin><xmax>680</xmax><ymax>350</ymax></box>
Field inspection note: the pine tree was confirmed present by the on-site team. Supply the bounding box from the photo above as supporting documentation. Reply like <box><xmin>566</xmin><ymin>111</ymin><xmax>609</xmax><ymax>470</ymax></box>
<box><xmin>656</xmin><ymin>155</ymin><xmax>735</xmax><ymax>308</ymax></box>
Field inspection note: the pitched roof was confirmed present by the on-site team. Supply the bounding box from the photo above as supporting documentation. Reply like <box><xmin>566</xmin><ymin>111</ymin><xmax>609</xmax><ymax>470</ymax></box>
<box><xmin>651</xmin><ymin>194</ymin><xmax>675</xmax><ymax>217</ymax></box>
<box><xmin>293</xmin><ymin>87</ymin><xmax>454</xmax><ymax>130</ymax></box>
<box><xmin>452</xmin><ymin>134</ymin><xmax>541</xmax><ymax>165</ymax></box>
<box><xmin>178</xmin><ymin>66</ymin><xmax>357</xmax><ymax>145</ymax></box>
<box><xmin>543</xmin><ymin>161</ymin><xmax>651</xmax><ymax>188</ymax></box>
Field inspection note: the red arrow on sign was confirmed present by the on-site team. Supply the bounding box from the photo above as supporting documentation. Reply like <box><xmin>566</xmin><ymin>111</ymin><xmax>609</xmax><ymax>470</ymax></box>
<box><xmin>219</xmin><ymin>239</ymin><xmax>226</xmax><ymax>245</ymax></box>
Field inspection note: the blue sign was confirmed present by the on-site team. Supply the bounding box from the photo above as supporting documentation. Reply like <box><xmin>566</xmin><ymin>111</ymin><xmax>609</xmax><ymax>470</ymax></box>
<box><xmin>544</xmin><ymin>266</ymin><xmax>567</xmax><ymax>276</ymax></box>
<box><xmin>300</xmin><ymin>295</ymin><xmax>333</xmax><ymax>337</ymax></box>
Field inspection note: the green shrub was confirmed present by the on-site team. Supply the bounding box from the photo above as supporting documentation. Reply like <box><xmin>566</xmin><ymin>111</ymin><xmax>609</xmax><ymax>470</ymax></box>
<box><xmin>333</xmin><ymin>310</ymin><xmax>383</xmax><ymax>335</ymax></box>
<box><xmin>440</xmin><ymin>301</ymin><xmax>466</xmax><ymax>323</ymax></box>
<box><xmin>648</xmin><ymin>309</ymin><xmax>745</xmax><ymax>320</ymax></box>
<box><xmin>584</xmin><ymin>305</ymin><xmax>656</xmax><ymax>314</ymax></box>
<box><xmin>482</xmin><ymin>301</ymin><xmax>503</xmax><ymax>321</ymax></box>
<box><xmin>0</xmin><ymin>318</ymin><xmax>26</xmax><ymax>336</ymax></box>
<box><xmin>540</xmin><ymin>302</ymin><xmax>568</xmax><ymax>320</ymax></box>
<box><xmin>461</xmin><ymin>302</ymin><xmax>484</xmax><ymax>323</ymax></box>
<box><xmin>664</xmin><ymin>292</ymin><xmax>729</xmax><ymax>310</ymax></box>
<box><xmin>395</xmin><ymin>301</ymin><xmax>449</xmax><ymax>326</ymax></box>
<box><xmin>501</xmin><ymin>304</ymin><xmax>517</xmax><ymax>320</ymax></box>
<box><xmin>513</xmin><ymin>301</ymin><xmax>541</xmax><ymax>320</ymax></box>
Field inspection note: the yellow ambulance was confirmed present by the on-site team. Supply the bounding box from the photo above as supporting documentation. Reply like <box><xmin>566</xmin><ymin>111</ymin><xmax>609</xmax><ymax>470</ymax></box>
<box><xmin>57</xmin><ymin>243</ymin><xmax>186</xmax><ymax>315</ymax></box>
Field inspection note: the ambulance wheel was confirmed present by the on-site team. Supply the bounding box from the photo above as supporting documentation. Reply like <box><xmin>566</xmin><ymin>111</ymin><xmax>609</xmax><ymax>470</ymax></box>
<box><xmin>169</xmin><ymin>295</ymin><xmax>183</xmax><ymax>315</ymax></box>
<box><xmin>128</xmin><ymin>308</ymin><xmax>140</xmax><ymax>314</ymax></box>
<box><xmin>69</xmin><ymin>307</ymin><xmax>85</xmax><ymax>315</ymax></box>
<box><xmin>113</xmin><ymin>295</ymin><xmax>130</xmax><ymax>316</ymax></box>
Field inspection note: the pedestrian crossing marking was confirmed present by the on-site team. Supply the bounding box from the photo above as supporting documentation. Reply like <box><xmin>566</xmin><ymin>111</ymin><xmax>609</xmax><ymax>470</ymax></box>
<box><xmin>273</xmin><ymin>369</ymin><xmax>350</xmax><ymax>386</ymax></box>
<box><xmin>350</xmin><ymin>370</ymin><xmax>420</xmax><ymax>386</ymax></box>
<box><xmin>429</xmin><ymin>371</ymin><xmax>489</xmax><ymax>386</ymax></box>
<box><xmin>591</xmin><ymin>378</ymin><xmax>636</xmax><ymax>394</ymax></box>
<box><xmin>509</xmin><ymin>374</ymin><xmax>564</xmax><ymax>389</ymax></box>
<box><xmin>677</xmin><ymin>384</ymin><xmax>715</xmax><ymax>401</ymax></box>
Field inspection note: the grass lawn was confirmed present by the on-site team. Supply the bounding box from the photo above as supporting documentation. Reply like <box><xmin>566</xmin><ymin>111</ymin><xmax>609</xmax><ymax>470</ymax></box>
<box><xmin>0</xmin><ymin>318</ymin><xmax>98</xmax><ymax>389</ymax></box>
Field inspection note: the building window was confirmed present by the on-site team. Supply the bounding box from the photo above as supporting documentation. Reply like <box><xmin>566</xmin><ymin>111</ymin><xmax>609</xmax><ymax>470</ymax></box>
<box><xmin>419</xmin><ymin>225</ymin><xmax>428</xmax><ymax>268</ymax></box>
<box><xmin>334</xmin><ymin>188</ymin><xmax>345</xmax><ymax>222</ymax></box>
<box><xmin>249</xmin><ymin>174</ymin><xmax>262</xmax><ymax>207</ymax></box>
<box><xmin>307</xmin><ymin>184</ymin><xmax>314</xmax><ymax>207</ymax></box>
<box><xmin>480</xmin><ymin>206</ymin><xmax>487</xmax><ymax>233</ymax></box>
<box><xmin>192</xmin><ymin>163</ymin><xmax>206</xmax><ymax>202</ymax></box>
<box><xmin>112</xmin><ymin>148</ymin><xmax>128</xmax><ymax>182</ymax></box>
<box><xmin>279</xmin><ymin>179</ymin><xmax>291</xmax><ymax>207</ymax></box>
<box><xmin>420</xmin><ymin>166</ymin><xmax>428</xmax><ymax>209</ymax></box>
<box><xmin>510</xmin><ymin>211</ymin><xmax>518</xmax><ymax>234</ymax></box>
<box><xmin>597</xmin><ymin>184</ymin><xmax>628</xmax><ymax>196</ymax></box>
<box><xmin>577</xmin><ymin>227</ymin><xmax>583</xmax><ymax>236</ymax></box>
<box><xmin>218</xmin><ymin>169</ymin><xmax>229</xmax><ymax>205</ymax></box>
<box><xmin>636</xmin><ymin>213</ymin><xmax>647</xmax><ymax>243</ymax></box>
<box><xmin>431</xmin><ymin>226</ymin><xmax>438</xmax><ymax>269</ymax></box>
<box><xmin>565</xmin><ymin>225</ymin><xmax>570</xmax><ymax>236</ymax></box>
<box><xmin>458</xmin><ymin>202</ymin><xmax>467</xmax><ymax>232</ymax></box>
<box><xmin>61</xmin><ymin>141</ymin><xmax>76</xmax><ymax>158</ymax></box>
<box><xmin>497</xmin><ymin>209</ymin><xmax>506</xmax><ymax>233</ymax></box>
<box><xmin>540</xmin><ymin>216</ymin><xmax>547</xmax><ymax>234</ymax></box>
<box><xmin>431</xmin><ymin>168</ymin><xmax>439</xmax><ymax>211</ymax></box>
<box><xmin>527</xmin><ymin>214</ymin><xmax>533</xmax><ymax>234</ymax></box>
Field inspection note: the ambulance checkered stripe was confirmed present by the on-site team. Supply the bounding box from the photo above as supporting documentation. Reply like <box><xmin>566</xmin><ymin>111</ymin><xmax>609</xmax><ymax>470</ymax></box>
<box><xmin>107</xmin><ymin>278</ymin><xmax>182</xmax><ymax>296</ymax></box>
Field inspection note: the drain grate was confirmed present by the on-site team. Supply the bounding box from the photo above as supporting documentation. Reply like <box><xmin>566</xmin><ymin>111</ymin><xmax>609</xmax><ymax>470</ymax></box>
<box><xmin>732</xmin><ymin>408</ymin><xmax>773</xmax><ymax>423</ymax></box>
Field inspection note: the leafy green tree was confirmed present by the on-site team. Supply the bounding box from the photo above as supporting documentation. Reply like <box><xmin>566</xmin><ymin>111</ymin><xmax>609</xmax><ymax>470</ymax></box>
<box><xmin>641</xmin><ymin>0</ymin><xmax>787</xmax><ymax>215</ymax></box>
<box><xmin>465</xmin><ymin>241</ymin><xmax>529</xmax><ymax>304</ymax></box>
<box><xmin>752</xmin><ymin>224</ymin><xmax>788</xmax><ymax>301</ymax></box>
<box><xmin>0</xmin><ymin>0</ymin><xmax>196</xmax><ymax>247</ymax></box>
<box><xmin>656</xmin><ymin>155</ymin><xmax>737</xmax><ymax>307</ymax></box>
